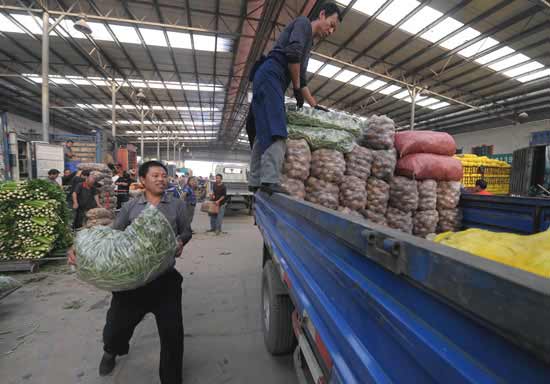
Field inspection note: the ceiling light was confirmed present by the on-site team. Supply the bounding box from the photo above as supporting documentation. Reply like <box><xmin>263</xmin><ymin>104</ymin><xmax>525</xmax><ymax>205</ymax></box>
<box><xmin>73</xmin><ymin>15</ymin><xmax>92</xmax><ymax>35</ymax></box>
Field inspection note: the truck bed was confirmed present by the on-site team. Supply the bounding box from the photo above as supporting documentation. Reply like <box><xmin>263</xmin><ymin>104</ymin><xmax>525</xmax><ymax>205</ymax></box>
<box><xmin>256</xmin><ymin>193</ymin><xmax>550</xmax><ymax>383</ymax></box>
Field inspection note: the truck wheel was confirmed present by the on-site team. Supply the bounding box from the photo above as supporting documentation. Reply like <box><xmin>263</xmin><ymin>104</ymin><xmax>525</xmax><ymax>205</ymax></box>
<box><xmin>262</xmin><ymin>260</ymin><xmax>296</xmax><ymax>355</ymax></box>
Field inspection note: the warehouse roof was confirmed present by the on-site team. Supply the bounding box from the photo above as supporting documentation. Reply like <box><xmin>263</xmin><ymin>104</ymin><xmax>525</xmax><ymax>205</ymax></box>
<box><xmin>0</xmin><ymin>0</ymin><xmax>548</xmax><ymax>150</ymax></box>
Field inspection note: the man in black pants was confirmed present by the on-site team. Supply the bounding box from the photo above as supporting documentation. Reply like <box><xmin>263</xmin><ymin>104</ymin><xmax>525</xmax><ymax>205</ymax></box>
<box><xmin>71</xmin><ymin>161</ymin><xmax>191</xmax><ymax>383</ymax></box>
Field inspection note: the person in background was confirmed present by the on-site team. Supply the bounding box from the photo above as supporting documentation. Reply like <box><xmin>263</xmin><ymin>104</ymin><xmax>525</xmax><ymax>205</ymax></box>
<box><xmin>182</xmin><ymin>176</ymin><xmax>197</xmax><ymax>233</ymax></box>
<box><xmin>208</xmin><ymin>174</ymin><xmax>227</xmax><ymax>235</ymax></box>
<box><xmin>474</xmin><ymin>179</ymin><xmax>493</xmax><ymax>195</ymax></box>
<box><xmin>69</xmin><ymin>161</ymin><xmax>191</xmax><ymax>383</ymax></box>
<box><xmin>247</xmin><ymin>3</ymin><xmax>341</xmax><ymax>194</ymax></box>
<box><xmin>115</xmin><ymin>171</ymin><xmax>132</xmax><ymax>209</ymax></box>
<box><xmin>72</xmin><ymin>170</ymin><xmax>102</xmax><ymax>229</ymax></box>
<box><xmin>64</xmin><ymin>140</ymin><xmax>75</xmax><ymax>164</ymax></box>
<box><xmin>47</xmin><ymin>169</ymin><xmax>61</xmax><ymax>185</ymax></box>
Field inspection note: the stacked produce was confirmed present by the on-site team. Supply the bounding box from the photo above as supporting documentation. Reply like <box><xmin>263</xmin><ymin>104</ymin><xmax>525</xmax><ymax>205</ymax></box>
<box><xmin>364</xmin><ymin>177</ymin><xmax>390</xmax><ymax>225</ymax></box>
<box><xmin>339</xmin><ymin>176</ymin><xmax>367</xmax><ymax>211</ymax></box>
<box><xmin>78</xmin><ymin>163</ymin><xmax>117</xmax><ymax>214</ymax></box>
<box><xmin>345</xmin><ymin>145</ymin><xmax>373</xmax><ymax>180</ymax></box>
<box><xmin>455</xmin><ymin>154</ymin><xmax>511</xmax><ymax>194</ymax></box>
<box><xmin>310</xmin><ymin>149</ymin><xmax>346</xmax><ymax>184</ymax></box>
<box><xmin>386</xmin><ymin>207</ymin><xmax>413</xmax><ymax>234</ymax></box>
<box><xmin>283</xmin><ymin>139</ymin><xmax>311</xmax><ymax>181</ymax></box>
<box><xmin>281</xmin><ymin>175</ymin><xmax>306</xmax><ymax>199</ymax></box>
<box><xmin>305</xmin><ymin>177</ymin><xmax>339</xmax><ymax>210</ymax></box>
<box><xmin>386</xmin><ymin>177</ymin><xmax>418</xmax><ymax>234</ymax></box>
<box><xmin>0</xmin><ymin>179</ymin><xmax>72</xmax><ymax>261</ymax></box>
<box><xmin>85</xmin><ymin>208</ymin><xmax>114</xmax><ymax>228</ymax></box>
<box><xmin>75</xmin><ymin>205</ymin><xmax>177</xmax><ymax>291</ymax></box>
<box><xmin>359</xmin><ymin>115</ymin><xmax>395</xmax><ymax>150</ymax></box>
<box><xmin>437</xmin><ymin>181</ymin><xmax>462</xmax><ymax>232</ymax></box>
<box><xmin>414</xmin><ymin>180</ymin><xmax>439</xmax><ymax>237</ymax></box>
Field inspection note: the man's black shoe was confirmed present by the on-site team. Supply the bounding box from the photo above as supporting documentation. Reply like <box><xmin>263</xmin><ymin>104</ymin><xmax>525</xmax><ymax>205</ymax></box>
<box><xmin>99</xmin><ymin>352</ymin><xmax>116</xmax><ymax>376</ymax></box>
<box><xmin>260</xmin><ymin>183</ymin><xmax>289</xmax><ymax>195</ymax></box>
<box><xmin>248</xmin><ymin>186</ymin><xmax>259</xmax><ymax>193</ymax></box>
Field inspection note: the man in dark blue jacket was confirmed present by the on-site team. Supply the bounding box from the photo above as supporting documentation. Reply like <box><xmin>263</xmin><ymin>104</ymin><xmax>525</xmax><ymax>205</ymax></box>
<box><xmin>248</xmin><ymin>3</ymin><xmax>342</xmax><ymax>194</ymax></box>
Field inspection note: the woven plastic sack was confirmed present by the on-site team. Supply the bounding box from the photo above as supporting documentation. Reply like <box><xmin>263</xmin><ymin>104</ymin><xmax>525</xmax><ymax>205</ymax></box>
<box><xmin>283</xmin><ymin>139</ymin><xmax>311</xmax><ymax>181</ymax></box>
<box><xmin>75</xmin><ymin>205</ymin><xmax>177</xmax><ymax>291</ymax></box>
<box><xmin>281</xmin><ymin>175</ymin><xmax>306</xmax><ymax>199</ymax></box>
<box><xmin>413</xmin><ymin>210</ymin><xmax>439</xmax><ymax>238</ymax></box>
<box><xmin>437</xmin><ymin>181</ymin><xmax>462</xmax><ymax>209</ymax></box>
<box><xmin>359</xmin><ymin>115</ymin><xmax>395</xmax><ymax>150</ymax></box>
<box><xmin>78</xmin><ymin>163</ymin><xmax>111</xmax><ymax>172</ymax></box>
<box><xmin>339</xmin><ymin>175</ymin><xmax>367</xmax><ymax>211</ymax></box>
<box><xmin>288</xmin><ymin>125</ymin><xmax>355</xmax><ymax>153</ymax></box>
<box><xmin>371</xmin><ymin>149</ymin><xmax>397</xmax><ymax>181</ymax></box>
<box><xmin>86</xmin><ymin>208</ymin><xmax>113</xmax><ymax>220</ymax></box>
<box><xmin>362</xmin><ymin>208</ymin><xmax>387</xmax><ymax>225</ymax></box>
<box><xmin>386</xmin><ymin>207</ymin><xmax>413</xmax><ymax>234</ymax></box>
<box><xmin>434</xmin><ymin>229</ymin><xmax>550</xmax><ymax>278</ymax></box>
<box><xmin>338</xmin><ymin>206</ymin><xmax>364</xmax><ymax>219</ymax></box>
<box><xmin>311</xmin><ymin>149</ymin><xmax>346</xmax><ymax>184</ymax></box>
<box><xmin>85</xmin><ymin>218</ymin><xmax>113</xmax><ymax>228</ymax></box>
<box><xmin>345</xmin><ymin>145</ymin><xmax>373</xmax><ymax>180</ymax></box>
<box><xmin>366</xmin><ymin>177</ymin><xmax>390</xmax><ymax>214</ymax></box>
<box><xmin>437</xmin><ymin>208</ymin><xmax>462</xmax><ymax>232</ymax></box>
<box><xmin>389</xmin><ymin>176</ymin><xmax>419</xmax><ymax>212</ymax></box>
<box><xmin>396</xmin><ymin>154</ymin><xmax>463</xmax><ymax>181</ymax></box>
<box><xmin>395</xmin><ymin>131</ymin><xmax>456</xmax><ymax>157</ymax></box>
<box><xmin>305</xmin><ymin>177</ymin><xmax>339</xmax><ymax>210</ymax></box>
<box><xmin>417</xmin><ymin>180</ymin><xmax>437</xmax><ymax>211</ymax></box>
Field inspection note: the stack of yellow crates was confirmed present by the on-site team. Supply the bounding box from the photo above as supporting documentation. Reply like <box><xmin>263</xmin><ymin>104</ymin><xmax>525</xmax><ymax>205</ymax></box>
<box><xmin>455</xmin><ymin>154</ymin><xmax>511</xmax><ymax>195</ymax></box>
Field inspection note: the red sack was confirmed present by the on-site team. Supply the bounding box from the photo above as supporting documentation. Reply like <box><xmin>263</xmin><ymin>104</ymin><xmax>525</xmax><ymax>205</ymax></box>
<box><xmin>395</xmin><ymin>131</ymin><xmax>456</xmax><ymax>157</ymax></box>
<box><xmin>396</xmin><ymin>154</ymin><xmax>463</xmax><ymax>181</ymax></box>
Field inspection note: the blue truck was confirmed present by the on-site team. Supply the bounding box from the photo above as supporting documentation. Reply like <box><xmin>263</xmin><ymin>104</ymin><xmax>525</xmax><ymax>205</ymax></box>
<box><xmin>255</xmin><ymin>193</ymin><xmax>550</xmax><ymax>384</ymax></box>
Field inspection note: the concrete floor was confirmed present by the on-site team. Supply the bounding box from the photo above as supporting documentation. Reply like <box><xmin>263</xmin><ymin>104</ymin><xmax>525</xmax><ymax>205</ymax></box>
<box><xmin>0</xmin><ymin>210</ymin><xmax>297</xmax><ymax>384</ymax></box>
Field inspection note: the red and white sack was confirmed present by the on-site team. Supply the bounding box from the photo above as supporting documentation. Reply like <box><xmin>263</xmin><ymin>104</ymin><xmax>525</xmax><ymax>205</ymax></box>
<box><xmin>360</xmin><ymin>115</ymin><xmax>395</xmax><ymax>150</ymax></box>
<box><xmin>437</xmin><ymin>208</ymin><xmax>462</xmax><ymax>233</ymax></box>
<box><xmin>366</xmin><ymin>177</ymin><xmax>390</xmax><ymax>214</ymax></box>
<box><xmin>310</xmin><ymin>149</ymin><xmax>346</xmax><ymax>184</ymax></box>
<box><xmin>371</xmin><ymin>149</ymin><xmax>397</xmax><ymax>181</ymax></box>
<box><xmin>417</xmin><ymin>179</ymin><xmax>437</xmax><ymax>211</ymax></box>
<box><xmin>395</xmin><ymin>131</ymin><xmax>456</xmax><ymax>157</ymax></box>
<box><xmin>305</xmin><ymin>177</ymin><xmax>339</xmax><ymax>210</ymax></box>
<box><xmin>281</xmin><ymin>176</ymin><xmax>306</xmax><ymax>199</ymax></box>
<box><xmin>396</xmin><ymin>153</ymin><xmax>463</xmax><ymax>181</ymax></box>
<box><xmin>345</xmin><ymin>145</ymin><xmax>373</xmax><ymax>180</ymax></box>
<box><xmin>386</xmin><ymin>207</ymin><xmax>413</xmax><ymax>234</ymax></box>
<box><xmin>413</xmin><ymin>210</ymin><xmax>439</xmax><ymax>238</ymax></box>
<box><xmin>283</xmin><ymin>139</ymin><xmax>311</xmax><ymax>181</ymax></box>
<box><xmin>339</xmin><ymin>175</ymin><xmax>367</xmax><ymax>211</ymax></box>
<box><xmin>389</xmin><ymin>176</ymin><xmax>419</xmax><ymax>213</ymax></box>
<box><xmin>437</xmin><ymin>181</ymin><xmax>461</xmax><ymax>210</ymax></box>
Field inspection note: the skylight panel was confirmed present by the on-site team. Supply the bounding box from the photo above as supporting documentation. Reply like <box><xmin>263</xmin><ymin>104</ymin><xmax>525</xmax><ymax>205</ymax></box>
<box><xmin>393</xmin><ymin>90</ymin><xmax>410</xmax><ymax>99</ymax></box>
<box><xmin>350</xmin><ymin>75</ymin><xmax>372</xmax><ymax>87</ymax></box>
<box><xmin>87</xmin><ymin>22</ymin><xmax>114</xmax><ymax>41</ymax></box>
<box><xmin>50</xmin><ymin>77</ymin><xmax>72</xmax><ymax>85</ymax></box>
<box><xmin>377</xmin><ymin>0</ymin><xmax>420</xmax><ymax>25</ymax></box>
<box><xmin>416</xmin><ymin>97</ymin><xmax>439</xmax><ymax>107</ymax></box>
<box><xmin>110</xmin><ymin>24</ymin><xmax>140</xmax><ymax>44</ymax></box>
<box><xmin>400</xmin><ymin>7</ymin><xmax>443</xmax><ymax>35</ymax></box>
<box><xmin>421</xmin><ymin>17</ymin><xmax>463</xmax><ymax>43</ymax></box>
<box><xmin>427</xmin><ymin>101</ymin><xmax>450</xmax><ymax>110</ymax></box>
<box><xmin>378</xmin><ymin>85</ymin><xmax>402</xmax><ymax>95</ymax></box>
<box><xmin>334</xmin><ymin>69</ymin><xmax>358</xmax><ymax>83</ymax></box>
<box><xmin>11</xmin><ymin>14</ymin><xmax>43</xmax><ymax>34</ymax></box>
<box><xmin>439</xmin><ymin>27</ymin><xmax>480</xmax><ymax>50</ymax></box>
<box><xmin>474</xmin><ymin>46</ymin><xmax>515</xmax><ymax>65</ymax></box>
<box><xmin>458</xmin><ymin>37</ymin><xmax>498</xmax><ymax>58</ymax></box>
<box><xmin>0</xmin><ymin>14</ymin><xmax>23</xmax><ymax>33</ymax></box>
<box><xmin>516</xmin><ymin>68</ymin><xmax>550</xmax><ymax>83</ymax></box>
<box><xmin>364</xmin><ymin>79</ymin><xmax>387</xmax><ymax>91</ymax></box>
<box><xmin>402</xmin><ymin>95</ymin><xmax>426</xmax><ymax>103</ymax></box>
<box><xmin>318</xmin><ymin>64</ymin><xmax>341</xmax><ymax>78</ymax></box>
<box><xmin>502</xmin><ymin>61</ymin><xmax>544</xmax><ymax>78</ymax></box>
<box><xmin>193</xmin><ymin>34</ymin><xmax>217</xmax><ymax>52</ymax></box>
<box><xmin>167</xmin><ymin>31</ymin><xmax>192</xmax><ymax>49</ymax></box>
<box><xmin>307</xmin><ymin>58</ymin><xmax>324</xmax><ymax>73</ymax></box>
<box><xmin>352</xmin><ymin>0</ymin><xmax>387</xmax><ymax>16</ymax></box>
<box><xmin>487</xmin><ymin>53</ymin><xmax>530</xmax><ymax>72</ymax></box>
<box><xmin>139</xmin><ymin>27</ymin><xmax>167</xmax><ymax>47</ymax></box>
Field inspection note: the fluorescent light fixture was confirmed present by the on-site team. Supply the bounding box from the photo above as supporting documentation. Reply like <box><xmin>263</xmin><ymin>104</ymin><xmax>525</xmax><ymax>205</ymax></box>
<box><xmin>334</xmin><ymin>69</ymin><xmax>358</xmax><ymax>83</ymax></box>
<box><xmin>318</xmin><ymin>64</ymin><xmax>341</xmax><ymax>78</ymax></box>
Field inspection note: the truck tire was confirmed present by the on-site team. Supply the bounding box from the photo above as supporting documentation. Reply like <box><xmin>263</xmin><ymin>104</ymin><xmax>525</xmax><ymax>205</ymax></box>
<box><xmin>262</xmin><ymin>260</ymin><xmax>296</xmax><ymax>355</ymax></box>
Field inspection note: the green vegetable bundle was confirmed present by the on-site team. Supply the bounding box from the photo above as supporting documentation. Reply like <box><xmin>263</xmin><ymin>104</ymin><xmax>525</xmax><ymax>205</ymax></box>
<box><xmin>288</xmin><ymin>125</ymin><xmax>356</xmax><ymax>153</ymax></box>
<box><xmin>75</xmin><ymin>205</ymin><xmax>177</xmax><ymax>291</ymax></box>
<box><xmin>287</xmin><ymin>108</ymin><xmax>362</xmax><ymax>137</ymax></box>
<box><xmin>0</xmin><ymin>180</ymin><xmax>73</xmax><ymax>261</ymax></box>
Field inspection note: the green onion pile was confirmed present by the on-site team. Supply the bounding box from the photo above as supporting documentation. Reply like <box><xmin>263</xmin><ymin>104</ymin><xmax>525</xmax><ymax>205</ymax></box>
<box><xmin>0</xmin><ymin>179</ymin><xmax>73</xmax><ymax>261</ymax></box>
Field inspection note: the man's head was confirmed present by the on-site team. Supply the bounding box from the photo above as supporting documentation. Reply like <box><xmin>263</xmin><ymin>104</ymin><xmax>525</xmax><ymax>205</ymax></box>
<box><xmin>188</xmin><ymin>176</ymin><xmax>197</xmax><ymax>188</ymax></box>
<box><xmin>312</xmin><ymin>2</ymin><xmax>342</xmax><ymax>39</ymax></box>
<box><xmin>66</xmin><ymin>140</ymin><xmax>74</xmax><ymax>148</ymax></box>
<box><xmin>63</xmin><ymin>168</ymin><xmax>71</xmax><ymax>177</ymax></box>
<box><xmin>139</xmin><ymin>161</ymin><xmax>168</xmax><ymax>196</ymax></box>
<box><xmin>215</xmin><ymin>174</ymin><xmax>223</xmax><ymax>184</ymax></box>
<box><xmin>81</xmin><ymin>170</ymin><xmax>95</xmax><ymax>185</ymax></box>
<box><xmin>48</xmin><ymin>169</ymin><xmax>60</xmax><ymax>180</ymax></box>
<box><xmin>474</xmin><ymin>179</ymin><xmax>487</xmax><ymax>192</ymax></box>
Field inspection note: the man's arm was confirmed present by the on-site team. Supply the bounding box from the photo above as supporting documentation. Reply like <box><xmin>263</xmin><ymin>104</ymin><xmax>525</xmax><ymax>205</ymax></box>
<box><xmin>176</xmin><ymin>201</ymin><xmax>192</xmax><ymax>247</ymax></box>
<box><xmin>72</xmin><ymin>191</ymin><xmax>78</xmax><ymax>209</ymax></box>
<box><xmin>288</xmin><ymin>63</ymin><xmax>301</xmax><ymax>90</ymax></box>
<box><xmin>215</xmin><ymin>186</ymin><xmax>227</xmax><ymax>205</ymax></box>
<box><xmin>301</xmin><ymin>86</ymin><xmax>317</xmax><ymax>107</ymax></box>
<box><xmin>112</xmin><ymin>201</ymin><xmax>131</xmax><ymax>230</ymax></box>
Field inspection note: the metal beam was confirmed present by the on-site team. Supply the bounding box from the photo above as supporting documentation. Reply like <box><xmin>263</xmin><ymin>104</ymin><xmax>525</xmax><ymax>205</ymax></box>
<box><xmin>41</xmin><ymin>9</ymin><xmax>49</xmax><ymax>142</ymax></box>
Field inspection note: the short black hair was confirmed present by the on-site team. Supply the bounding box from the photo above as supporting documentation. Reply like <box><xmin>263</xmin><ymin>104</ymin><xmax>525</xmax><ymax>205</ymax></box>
<box><xmin>475</xmin><ymin>179</ymin><xmax>487</xmax><ymax>189</ymax></box>
<box><xmin>216</xmin><ymin>173</ymin><xmax>223</xmax><ymax>179</ymax></box>
<box><xmin>317</xmin><ymin>2</ymin><xmax>342</xmax><ymax>22</ymax></box>
<box><xmin>139</xmin><ymin>160</ymin><xmax>168</xmax><ymax>178</ymax></box>
<box><xmin>48</xmin><ymin>169</ymin><xmax>60</xmax><ymax>175</ymax></box>
<box><xmin>81</xmin><ymin>170</ymin><xmax>91</xmax><ymax>177</ymax></box>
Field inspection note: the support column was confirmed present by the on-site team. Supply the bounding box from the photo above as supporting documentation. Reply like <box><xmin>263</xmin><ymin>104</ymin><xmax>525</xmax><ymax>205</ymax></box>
<box><xmin>111</xmin><ymin>82</ymin><xmax>117</xmax><ymax>139</ymax></box>
<box><xmin>41</xmin><ymin>11</ymin><xmax>50</xmax><ymax>143</ymax></box>
<box><xmin>173</xmin><ymin>141</ymin><xmax>177</xmax><ymax>164</ymax></box>
<box><xmin>166</xmin><ymin>136</ymin><xmax>170</xmax><ymax>162</ymax></box>
<box><xmin>140</xmin><ymin>108</ymin><xmax>145</xmax><ymax>161</ymax></box>
<box><xmin>410</xmin><ymin>87</ymin><xmax>417</xmax><ymax>131</ymax></box>
<box><xmin>157</xmin><ymin>126</ymin><xmax>161</xmax><ymax>160</ymax></box>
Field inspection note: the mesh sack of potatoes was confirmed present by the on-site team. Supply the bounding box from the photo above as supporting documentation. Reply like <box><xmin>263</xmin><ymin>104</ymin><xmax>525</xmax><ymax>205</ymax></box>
<box><xmin>283</xmin><ymin>139</ymin><xmax>311</xmax><ymax>181</ymax></box>
<box><xmin>344</xmin><ymin>145</ymin><xmax>373</xmax><ymax>180</ymax></box>
<box><xmin>417</xmin><ymin>180</ymin><xmax>437</xmax><ymax>211</ymax></box>
<box><xmin>389</xmin><ymin>176</ymin><xmax>419</xmax><ymax>212</ymax></box>
<box><xmin>437</xmin><ymin>181</ymin><xmax>462</xmax><ymax>210</ymax></box>
<box><xmin>371</xmin><ymin>149</ymin><xmax>397</xmax><ymax>181</ymax></box>
<box><xmin>366</xmin><ymin>177</ymin><xmax>390</xmax><ymax>214</ymax></box>
<box><xmin>281</xmin><ymin>175</ymin><xmax>306</xmax><ymax>199</ymax></box>
<box><xmin>305</xmin><ymin>177</ymin><xmax>339</xmax><ymax>210</ymax></box>
<box><xmin>359</xmin><ymin>115</ymin><xmax>395</xmax><ymax>150</ymax></box>
<box><xmin>339</xmin><ymin>175</ymin><xmax>367</xmax><ymax>211</ymax></box>
<box><xmin>386</xmin><ymin>207</ymin><xmax>413</xmax><ymax>234</ymax></box>
<box><xmin>413</xmin><ymin>210</ymin><xmax>439</xmax><ymax>238</ymax></box>
<box><xmin>361</xmin><ymin>208</ymin><xmax>387</xmax><ymax>225</ymax></box>
<box><xmin>310</xmin><ymin>149</ymin><xmax>346</xmax><ymax>184</ymax></box>
<box><xmin>338</xmin><ymin>206</ymin><xmax>364</xmax><ymax>219</ymax></box>
<box><xmin>437</xmin><ymin>208</ymin><xmax>462</xmax><ymax>233</ymax></box>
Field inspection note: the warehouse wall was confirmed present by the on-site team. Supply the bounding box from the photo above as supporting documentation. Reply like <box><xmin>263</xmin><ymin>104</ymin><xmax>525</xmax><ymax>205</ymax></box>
<box><xmin>6</xmin><ymin>112</ymin><xmax>74</xmax><ymax>140</ymax></box>
<box><xmin>453</xmin><ymin>119</ymin><xmax>550</xmax><ymax>154</ymax></box>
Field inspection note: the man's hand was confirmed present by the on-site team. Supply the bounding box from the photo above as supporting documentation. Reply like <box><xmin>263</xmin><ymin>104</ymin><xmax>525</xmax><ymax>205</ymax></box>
<box><xmin>314</xmin><ymin>104</ymin><xmax>329</xmax><ymax>112</ymax></box>
<box><xmin>175</xmin><ymin>240</ymin><xmax>183</xmax><ymax>258</ymax></box>
<box><xmin>215</xmin><ymin>200</ymin><xmax>220</xmax><ymax>206</ymax></box>
<box><xmin>67</xmin><ymin>247</ymin><xmax>76</xmax><ymax>265</ymax></box>
<box><xmin>293</xmin><ymin>88</ymin><xmax>304</xmax><ymax>109</ymax></box>
<box><xmin>73</xmin><ymin>203</ymin><xmax>79</xmax><ymax>210</ymax></box>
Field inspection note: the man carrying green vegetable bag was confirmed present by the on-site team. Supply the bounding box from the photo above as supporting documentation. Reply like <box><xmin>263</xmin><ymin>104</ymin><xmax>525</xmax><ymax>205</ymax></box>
<box><xmin>68</xmin><ymin>161</ymin><xmax>191</xmax><ymax>383</ymax></box>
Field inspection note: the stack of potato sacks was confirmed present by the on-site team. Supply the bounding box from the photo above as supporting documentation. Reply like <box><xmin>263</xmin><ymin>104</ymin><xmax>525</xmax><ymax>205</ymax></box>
<box><xmin>84</xmin><ymin>207</ymin><xmax>113</xmax><ymax>228</ymax></box>
<box><xmin>394</xmin><ymin>131</ymin><xmax>463</xmax><ymax>236</ymax></box>
<box><xmin>77</xmin><ymin>163</ymin><xmax>117</xmax><ymax>216</ymax></box>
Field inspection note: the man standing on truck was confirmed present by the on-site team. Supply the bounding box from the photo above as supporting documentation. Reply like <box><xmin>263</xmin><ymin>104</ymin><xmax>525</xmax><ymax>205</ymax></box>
<box><xmin>247</xmin><ymin>3</ymin><xmax>342</xmax><ymax>194</ymax></box>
